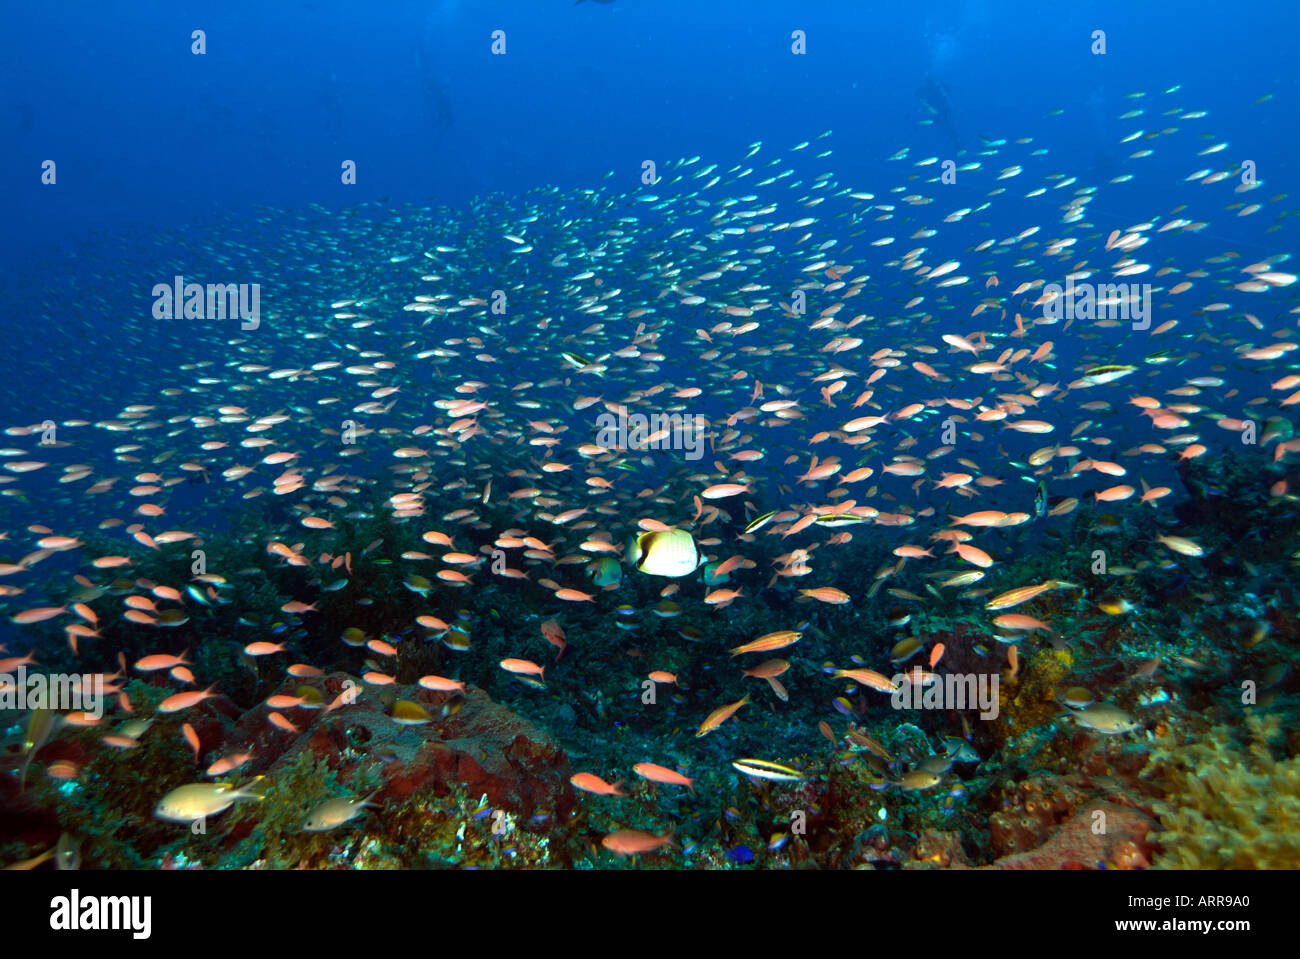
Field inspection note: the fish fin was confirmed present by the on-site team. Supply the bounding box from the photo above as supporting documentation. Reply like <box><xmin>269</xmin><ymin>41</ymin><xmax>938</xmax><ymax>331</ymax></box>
<box><xmin>236</xmin><ymin>775</ymin><xmax>268</xmax><ymax>800</ymax></box>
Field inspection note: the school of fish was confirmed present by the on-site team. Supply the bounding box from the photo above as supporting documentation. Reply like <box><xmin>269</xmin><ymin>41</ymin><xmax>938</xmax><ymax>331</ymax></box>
<box><xmin>2</xmin><ymin>84</ymin><xmax>1298</xmax><ymax>864</ymax></box>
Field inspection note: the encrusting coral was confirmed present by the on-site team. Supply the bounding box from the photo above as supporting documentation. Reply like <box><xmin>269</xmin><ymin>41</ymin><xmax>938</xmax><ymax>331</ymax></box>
<box><xmin>1144</xmin><ymin>713</ymin><xmax>1300</xmax><ymax>869</ymax></box>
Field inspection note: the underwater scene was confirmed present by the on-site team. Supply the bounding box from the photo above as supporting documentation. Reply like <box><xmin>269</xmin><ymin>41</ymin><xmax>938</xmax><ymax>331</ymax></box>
<box><xmin>2</xmin><ymin>0</ymin><xmax>1300</xmax><ymax>878</ymax></box>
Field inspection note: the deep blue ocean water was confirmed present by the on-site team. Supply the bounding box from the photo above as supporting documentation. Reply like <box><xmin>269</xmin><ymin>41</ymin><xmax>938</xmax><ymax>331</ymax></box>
<box><xmin>0</xmin><ymin>0</ymin><xmax>1296</xmax><ymax>579</ymax></box>
<box><xmin>2</xmin><ymin>0</ymin><xmax>1298</xmax><ymax>627</ymax></box>
<box><xmin>6</xmin><ymin>0</ymin><xmax>1297</xmax><ymax>270</ymax></box>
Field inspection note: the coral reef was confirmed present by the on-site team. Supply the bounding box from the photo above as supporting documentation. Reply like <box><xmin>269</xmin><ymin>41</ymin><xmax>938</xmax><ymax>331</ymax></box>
<box><xmin>1144</xmin><ymin>715</ymin><xmax>1300</xmax><ymax>869</ymax></box>
<box><xmin>3</xmin><ymin>433</ymin><xmax>1299</xmax><ymax>871</ymax></box>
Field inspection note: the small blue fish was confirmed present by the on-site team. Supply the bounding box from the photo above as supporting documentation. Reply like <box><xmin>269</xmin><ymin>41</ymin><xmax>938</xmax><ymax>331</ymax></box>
<box><xmin>727</xmin><ymin>845</ymin><xmax>754</xmax><ymax>865</ymax></box>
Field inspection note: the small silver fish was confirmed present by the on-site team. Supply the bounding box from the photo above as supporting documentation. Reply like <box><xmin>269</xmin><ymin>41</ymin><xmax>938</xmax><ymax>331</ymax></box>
<box><xmin>896</xmin><ymin>768</ymin><xmax>943</xmax><ymax>791</ymax></box>
<box><xmin>1073</xmin><ymin>701</ymin><xmax>1138</xmax><ymax>734</ymax></box>
<box><xmin>303</xmin><ymin>789</ymin><xmax>382</xmax><ymax>832</ymax></box>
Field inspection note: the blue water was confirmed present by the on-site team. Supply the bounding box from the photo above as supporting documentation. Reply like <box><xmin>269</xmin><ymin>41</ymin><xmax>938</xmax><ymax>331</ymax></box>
<box><xmin>0</xmin><ymin>3</ymin><xmax>1290</xmax><ymax>419</ymax></box>
<box><xmin>3</xmin><ymin>1</ymin><xmax>1300</xmax><ymax>874</ymax></box>
<box><xmin>6</xmin><ymin>0</ymin><xmax>1297</xmax><ymax>256</ymax></box>
<box><xmin>0</xmin><ymin>0</ymin><xmax>1295</xmax><ymax>558</ymax></box>
<box><xmin>2</xmin><ymin>0</ymin><xmax>1296</xmax><ymax>515</ymax></box>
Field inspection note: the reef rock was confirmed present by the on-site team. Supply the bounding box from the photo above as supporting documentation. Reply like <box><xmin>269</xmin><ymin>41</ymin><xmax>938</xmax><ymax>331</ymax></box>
<box><xmin>232</xmin><ymin>673</ymin><xmax>574</xmax><ymax>820</ymax></box>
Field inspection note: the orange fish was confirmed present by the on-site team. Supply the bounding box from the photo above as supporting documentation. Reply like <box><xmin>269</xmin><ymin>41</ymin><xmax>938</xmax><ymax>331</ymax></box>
<box><xmin>324</xmin><ymin>686</ymin><xmax>362</xmax><ymax>712</ymax></box>
<box><xmin>541</xmin><ymin>619</ymin><xmax>567</xmax><ymax>660</ymax></box>
<box><xmin>797</xmin><ymin>587</ymin><xmax>850</xmax><ymax>605</ymax></box>
<box><xmin>950</xmin><ymin>543</ymin><xmax>995</xmax><ymax>567</ymax></box>
<box><xmin>570</xmin><ymin>773</ymin><xmax>626</xmax><ymax>797</ymax></box>
<box><xmin>741</xmin><ymin>658</ymin><xmax>789</xmax><ymax>679</ymax></box>
<box><xmin>994</xmin><ymin>614</ymin><xmax>1052</xmax><ymax>632</ymax></box>
<box><xmin>948</xmin><ymin>510</ymin><xmax>1011</xmax><ymax>528</ymax></box>
<box><xmin>207</xmin><ymin>751</ymin><xmax>254</xmax><ymax>778</ymax></box>
<box><xmin>417</xmin><ymin>674</ymin><xmax>466</xmax><ymax>693</ymax></box>
<box><xmin>499</xmin><ymin>658</ymin><xmax>545</xmax><ymax>681</ymax></box>
<box><xmin>11</xmin><ymin>606</ymin><xmax>66</xmax><ymax>625</ymax></box>
<box><xmin>0</xmin><ymin>653</ymin><xmax>36</xmax><ymax>672</ymax></box>
<box><xmin>244</xmin><ymin>641</ymin><xmax>288</xmax><ymax>656</ymax></box>
<box><xmin>157</xmin><ymin>685</ymin><xmax>218</xmax><ymax>714</ymax></box>
<box><xmin>731</xmin><ymin>631</ymin><xmax>804</xmax><ymax>660</ymax></box>
<box><xmin>1095</xmin><ymin>485</ymin><xmax>1135</xmax><ymax>502</ymax></box>
<box><xmin>700</xmin><ymin>483</ymin><xmax>751</xmax><ymax>500</ymax></box>
<box><xmin>704</xmin><ymin>587</ymin><xmax>744</xmax><ymax>607</ymax></box>
<box><xmin>267</xmin><ymin>711</ymin><xmax>300</xmax><ymax>734</ymax></box>
<box><xmin>367</xmin><ymin>638</ymin><xmax>399</xmax><ymax>657</ymax></box>
<box><xmin>985</xmin><ymin>582</ymin><xmax>1055</xmax><ymax>610</ymax></box>
<box><xmin>831</xmin><ymin>669</ymin><xmax>899</xmax><ymax>693</ymax></box>
<box><xmin>695</xmin><ymin>695</ymin><xmax>749</xmax><ymax>738</ymax></box>
<box><xmin>135</xmin><ymin>651</ymin><xmax>190</xmax><ymax>672</ymax></box>
<box><xmin>632</xmin><ymin>762</ymin><xmax>696</xmax><ymax>795</ymax></box>
<box><xmin>818</xmin><ymin>720</ymin><xmax>837</xmax><ymax>745</ymax></box>
<box><xmin>601</xmin><ymin>829</ymin><xmax>677</xmax><ymax>856</ymax></box>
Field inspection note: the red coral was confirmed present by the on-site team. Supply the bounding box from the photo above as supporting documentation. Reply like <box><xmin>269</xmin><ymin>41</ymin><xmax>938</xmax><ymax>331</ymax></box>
<box><xmin>989</xmin><ymin>800</ymin><xmax>1156</xmax><ymax>869</ymax></box>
